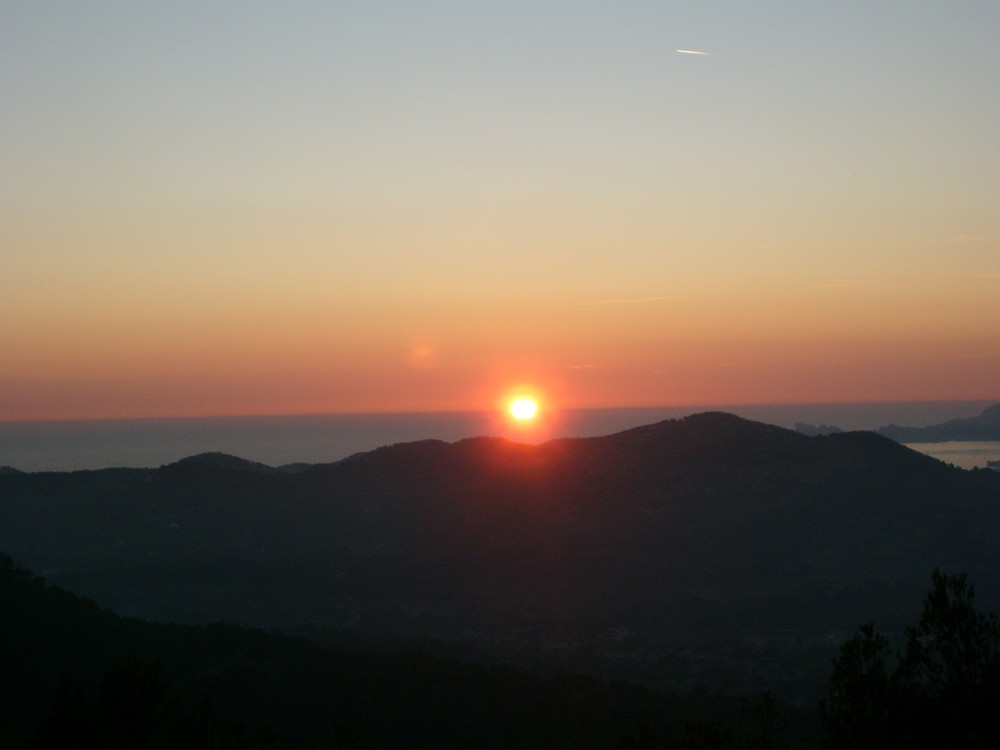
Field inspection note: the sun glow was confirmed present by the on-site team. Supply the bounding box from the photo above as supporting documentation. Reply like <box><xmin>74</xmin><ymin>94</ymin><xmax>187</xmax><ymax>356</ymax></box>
<box><xmin>509</xmin><ymin>397</ymin><xmax>539</xmax><ymax>420</ymax></box>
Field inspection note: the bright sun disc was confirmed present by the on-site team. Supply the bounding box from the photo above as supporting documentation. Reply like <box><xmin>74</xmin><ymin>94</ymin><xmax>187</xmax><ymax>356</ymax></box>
<box><xmin>509</xmin><ymin>397</ymin><xmax>538</xmax><ymax>420</ymax></box>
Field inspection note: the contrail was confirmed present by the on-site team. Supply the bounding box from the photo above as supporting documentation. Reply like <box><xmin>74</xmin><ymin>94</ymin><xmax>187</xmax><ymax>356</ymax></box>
<box><xmin>676</xmin><ymin>49</ymin><xmax>710</xmax><ymax>55</ymax></box>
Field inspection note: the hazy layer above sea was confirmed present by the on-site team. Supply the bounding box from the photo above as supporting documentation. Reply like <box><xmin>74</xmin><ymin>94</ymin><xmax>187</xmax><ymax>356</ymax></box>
<box><xmin>1</xmin><ymin>400</ymin><xmax>997</xmax><ymax>473</ymax></box>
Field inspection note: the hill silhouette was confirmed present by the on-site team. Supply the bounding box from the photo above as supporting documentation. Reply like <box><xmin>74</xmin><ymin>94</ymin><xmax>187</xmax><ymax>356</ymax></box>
<box><xmin>169</xmin><ymin>451</ymin><xmax>277</xmax><ymax>473</ymax></box>
<box><xmin>2</xmin><ymin>412</ymin><xmax>999</xmax><ymax>698</ymax></box>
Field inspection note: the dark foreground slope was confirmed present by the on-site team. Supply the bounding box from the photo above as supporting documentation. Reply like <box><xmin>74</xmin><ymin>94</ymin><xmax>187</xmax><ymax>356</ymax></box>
<box><xmin>0</xmin><ymin>554</ymin><xmax>817</xmax><ymax>749</ymax></box>
<box><xmin>2</xmin><ymin>413</ymin><xmax>999</xmax><ymax>697</ymax></box>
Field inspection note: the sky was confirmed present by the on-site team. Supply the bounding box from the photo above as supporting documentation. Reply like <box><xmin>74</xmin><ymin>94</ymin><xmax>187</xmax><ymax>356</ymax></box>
<box><xmin>2</xmin><ymin>1</ymin><xmax>999</xmax><ymax>421</ymax></box>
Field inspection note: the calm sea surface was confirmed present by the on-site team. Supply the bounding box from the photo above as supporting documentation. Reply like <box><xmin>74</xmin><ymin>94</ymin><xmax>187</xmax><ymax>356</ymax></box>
<box><xmin>1</xmin><ymin>400</ymin><xmax>998</xmax><ymax>472</ymax></box>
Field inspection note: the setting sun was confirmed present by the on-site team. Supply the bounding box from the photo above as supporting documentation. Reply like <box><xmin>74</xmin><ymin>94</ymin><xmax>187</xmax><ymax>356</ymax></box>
<box><xmin>509</xmin><ymin>397</ymin><xmax>539</xmax><ymax>420</ymax></box>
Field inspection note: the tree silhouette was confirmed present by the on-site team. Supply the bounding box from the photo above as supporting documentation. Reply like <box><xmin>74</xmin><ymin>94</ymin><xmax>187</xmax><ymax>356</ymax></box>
<box><xmin>823</xmin><ymin>623</ymin><xmax>895</xmax><ymax>749</ymax></box>
<box><xmin>823</xmin><ymin>570</ymin><xmax>1000</xmax><ymax>749</ymax></box>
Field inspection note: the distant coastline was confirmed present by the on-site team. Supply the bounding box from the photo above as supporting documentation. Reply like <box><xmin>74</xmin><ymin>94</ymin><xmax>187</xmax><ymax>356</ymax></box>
<box><xmin>876</xmin><ymin>403</ymin><xmax>1000</xmax><ymax>442</ymax></box>
<box><xmin>792</xmin><ymin>402</ymin><xmax>1000</xmax><ymax>464</ymax></box>
<box><xmin>791</xmin><ymin>402</ymin><xmax>1000</xmax><ymax>470</ymax></box>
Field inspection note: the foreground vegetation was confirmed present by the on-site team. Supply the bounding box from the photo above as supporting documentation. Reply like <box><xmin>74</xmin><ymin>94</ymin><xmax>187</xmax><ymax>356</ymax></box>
<box><xmin>823</xmin><ymin>570</ymin><xmax>1000</xmax><ymax>749</ymax></box>
<box><xmin>9</xmin><ymin>549</ymin><xmax>1000</xmax><ymax>748</ymax></box>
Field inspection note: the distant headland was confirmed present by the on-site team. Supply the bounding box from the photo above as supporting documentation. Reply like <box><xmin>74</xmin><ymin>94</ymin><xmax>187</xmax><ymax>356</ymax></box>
<box><xmin>797</xmin><ymin>403</ymin><xmax>1000</xmax><ymax>443</ymax></box>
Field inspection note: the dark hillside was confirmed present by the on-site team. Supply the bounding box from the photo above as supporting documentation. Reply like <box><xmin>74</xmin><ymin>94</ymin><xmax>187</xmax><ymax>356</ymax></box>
<box><xmin>2</xmin><ymin>413</ymin><xmax>999</xmax><ymax>697</ymax></box>
<box><xmin>0</xmin><ymin>554</ymin><xmax>816</xmax><ymax>749</ymax></box>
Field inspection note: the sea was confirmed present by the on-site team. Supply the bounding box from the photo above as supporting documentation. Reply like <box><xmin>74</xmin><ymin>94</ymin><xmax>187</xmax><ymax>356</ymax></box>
<box><xmin>2</xmin><ymin>400</ymin><xmax>999</xmax><ymax>473</ymax></box>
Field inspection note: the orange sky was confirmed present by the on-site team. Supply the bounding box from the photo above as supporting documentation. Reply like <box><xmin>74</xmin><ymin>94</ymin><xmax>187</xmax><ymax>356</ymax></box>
<box><xmin>2</xmin><ymin>3</ymin><xmax>998</xmax><ymax>421</ymax></box>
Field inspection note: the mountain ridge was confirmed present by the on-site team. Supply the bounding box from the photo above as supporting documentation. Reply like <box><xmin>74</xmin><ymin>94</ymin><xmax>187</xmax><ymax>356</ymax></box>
<box><xmin>2</xmin><ymin>412</ymin><xmax>998</xmax><ymax>697</ymax></box>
